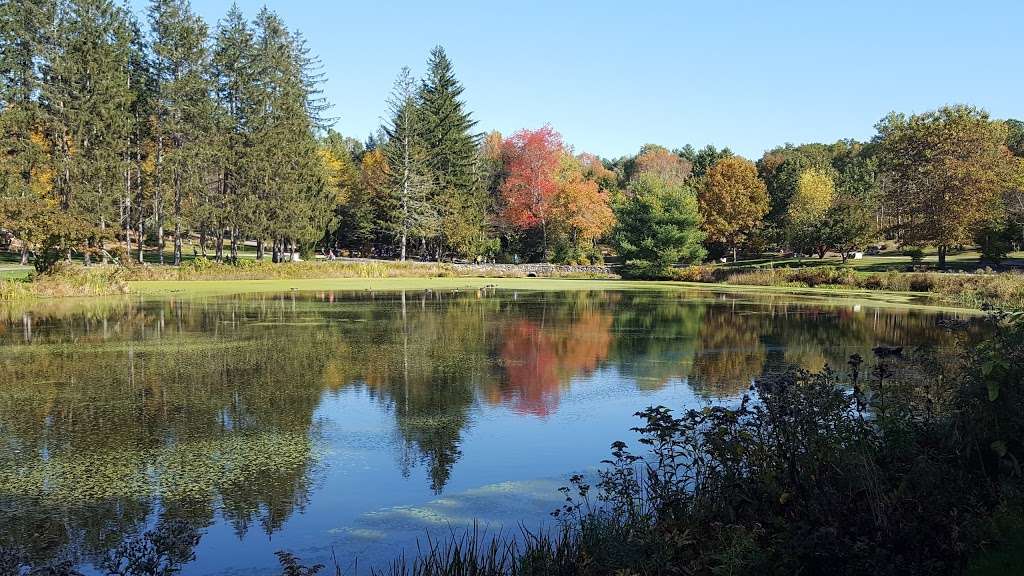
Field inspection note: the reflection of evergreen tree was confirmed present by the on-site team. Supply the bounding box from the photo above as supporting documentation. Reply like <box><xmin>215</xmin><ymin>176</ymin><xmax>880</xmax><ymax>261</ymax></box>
<box><xmin>0</xmin><ymin>297</ymin><xmax>330</xmax><ymax>567</ymax></box>
<box><xmin>608</xmin><ymin>293</ymin><xmax>705</xmax><ymax>390</ymax></box>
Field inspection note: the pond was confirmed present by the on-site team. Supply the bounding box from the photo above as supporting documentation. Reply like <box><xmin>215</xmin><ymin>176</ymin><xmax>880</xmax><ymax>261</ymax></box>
<box><xmin>0</xmin><ymin>287</ymin><xmax>974</xmax><ymax>574</ymax></box>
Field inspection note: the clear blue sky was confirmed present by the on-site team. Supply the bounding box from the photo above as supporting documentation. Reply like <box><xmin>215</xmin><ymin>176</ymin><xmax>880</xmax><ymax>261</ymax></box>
<box><xmin>130</xmin><ymin>0</ymin><xmax>1022</xmax><ymax>160</ymax></box>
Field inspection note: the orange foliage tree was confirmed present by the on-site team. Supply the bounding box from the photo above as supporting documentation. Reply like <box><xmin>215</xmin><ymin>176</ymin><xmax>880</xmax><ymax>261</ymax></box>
<box><xmin>553</xmin><ymin>155</ymin><xmax>615</xmax><ymax>258</ymax></box>
<box><xmin>633</xmin><ymin>144</ymin><xmax>692</xmax><ymax>186</ymax></box>
<box><xmin>699</xmin><ymin>156</ymin><xmax>769</xmax><ymax>261</ymax></box>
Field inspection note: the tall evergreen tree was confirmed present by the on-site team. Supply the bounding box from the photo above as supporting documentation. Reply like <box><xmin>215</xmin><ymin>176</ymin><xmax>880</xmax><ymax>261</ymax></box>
<box><xmin>249</xmin><ymin>7</ymin><xmax>331</xmax><ymax>261</ymax></box>
<box><xmin>0</xmin><ymin>0</ymin><xmax>53</xmax><ymax>198</ymax></box>
<box><xmin>123</xmin><ymin>12</ymin><xmax>155</xmax><ymax>263</ymax></box>
<box><xmin>418</xmin><ymin>46</ymin><xmax>485</xmax><ymax>258</ymax></box>
<box><xmin>211</xmin><ymin>3</ymin><xmax>254</xmax><ymax>260</ymax></box>
<box><xmin>0</xmin><ymin>0</ymin><xmax>55</xmax><ymax>264</ymax></box>
<box><xmin>383</xmin><ymin>67</ymin><xmax>434</xmax><ymax>261</ymax></box>
<box><xmin>148</xmin><ymin>0</ymin><xmax>211</xmax><ymax>265</ymax></box>
<box><xmin>43</xmin><ymin>0</ymin><xmax>135</xmax><ymax>263</ymax></box>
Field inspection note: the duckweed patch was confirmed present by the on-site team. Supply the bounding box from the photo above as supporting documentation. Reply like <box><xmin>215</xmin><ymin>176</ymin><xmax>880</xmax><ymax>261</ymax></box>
<box><xmin>0</xmin><ymin>431</ymin><xmax>317</xmax><ymax>504</ymax></box>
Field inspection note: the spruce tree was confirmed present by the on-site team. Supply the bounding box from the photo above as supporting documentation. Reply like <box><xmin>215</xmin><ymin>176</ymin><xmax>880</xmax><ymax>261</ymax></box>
<box><xmin>211</xmin><ymin>3</ymin><xmax>254</xmax><ymax>260</ymax></box>
<box><xmin>0</xmin><ymin>0</ymin><xmax>54</xmax><ymax>264</ymax></box>
<box><xmin>124</xmin><ymin>13</ymin><xmax>155</xmax><ymax>263</ymax></box>
<box><xmin>249</xmin><ymin>8</ymin><xmax>330</xmax><ymax>261</ymax></box>
<box><xmin>418</xmin><ymin>46</ymin><xmax>485</xmax><ymax>258</ymax></box>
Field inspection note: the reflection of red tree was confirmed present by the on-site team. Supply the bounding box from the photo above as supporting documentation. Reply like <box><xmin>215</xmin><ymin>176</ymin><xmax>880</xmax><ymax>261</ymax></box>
<box><xmin>494</xmin><ymin>312</ymin><xmax>612</xmax><ymax>417</ymax></box>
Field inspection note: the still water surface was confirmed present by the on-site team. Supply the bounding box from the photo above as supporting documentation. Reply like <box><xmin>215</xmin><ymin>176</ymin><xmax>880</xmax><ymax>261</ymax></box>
<box><xmin>0</xmin><ymin>288</ymin><xmax>971</xmax><ymax>574</ymax></box>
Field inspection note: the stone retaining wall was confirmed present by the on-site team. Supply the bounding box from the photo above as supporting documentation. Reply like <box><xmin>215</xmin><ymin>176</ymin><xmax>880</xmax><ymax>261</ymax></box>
<box><xmin>447</xmin><ymin>262</ymin><xmax>617</xmax><ymax>278</ymax></box>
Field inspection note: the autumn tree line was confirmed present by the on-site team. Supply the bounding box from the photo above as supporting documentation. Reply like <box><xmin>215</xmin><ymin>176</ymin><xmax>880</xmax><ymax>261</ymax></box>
<box><xmin>2</xmin><ymin>0</ymin><xmax>1023</xmax><ymax>273</ymax></box>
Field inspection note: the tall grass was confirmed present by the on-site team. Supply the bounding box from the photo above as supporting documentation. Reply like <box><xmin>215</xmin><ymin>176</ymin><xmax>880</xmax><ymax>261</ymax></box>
<box><xmin>0</xmin><ymin>261</ymin><xmax>128</xmax><ymax>300</ymax></box>
<box><xmin>0</xmin><ymin>258</ymin><xmax>616</xmax><ymax>301</ymax></box>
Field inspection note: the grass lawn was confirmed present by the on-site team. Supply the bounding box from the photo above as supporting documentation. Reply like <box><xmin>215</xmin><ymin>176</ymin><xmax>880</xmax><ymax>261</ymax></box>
<box><xmin>722</xmin><ymin>250</ymin><xmax>1024</xmax><ymax>273</ymax></box>
<box><xmin>0</xmin><ymin>268</ymin><xmax>30</xmax><ymax>280</ymax></box>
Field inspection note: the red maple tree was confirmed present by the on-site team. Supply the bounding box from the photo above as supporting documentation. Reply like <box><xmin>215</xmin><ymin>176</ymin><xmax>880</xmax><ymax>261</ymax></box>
<box><xmin>499</xmin><ymin>126</ymin><xmax>563</xmax><ymax>249</ymax></box>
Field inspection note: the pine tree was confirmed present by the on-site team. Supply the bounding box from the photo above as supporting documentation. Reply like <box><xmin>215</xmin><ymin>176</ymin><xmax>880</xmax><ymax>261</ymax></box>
<box><xmin>43</xmin><ymin>0</ymin><xmax>135</xmax><ymax>263</ymax></box>
<box><xmin>249</xmin><ymin>7</ymin><xmax>331</xmax><ymax>261</ymax></box>
<box><xmin>148</xmin><ymin>0</ymin><xmax>211</xmax><ymax>265</ymax></box>
<box><xmin>0</xmin><ymin>0</ymin><xmax>53</xmax><ymax>197</ymax></box>
<box><xmin>211</xmin><ymin>3</ymin><xmax>254</xmax><ymax>260</ymax></box>
<box><xmin>384</xmin><ymin>67</ymin><xmax>435</xmax><ymax>261</ymax></box>
<box><xmin>123</xmin><ymin>12</ymin><xmax>155</xmax><ymax>263</ymax></box>
<box><xmin>418</xmin><ymin>46</ymin><xmax>485</xmax><ymax>258</ymax></box>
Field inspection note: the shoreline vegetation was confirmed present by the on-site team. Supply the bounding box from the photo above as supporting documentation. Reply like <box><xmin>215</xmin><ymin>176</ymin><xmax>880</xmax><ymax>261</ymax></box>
<box><xmin>2</xmin><ymin>257</ymin><xmax>1023</xmax><ymax>311</ymax></box>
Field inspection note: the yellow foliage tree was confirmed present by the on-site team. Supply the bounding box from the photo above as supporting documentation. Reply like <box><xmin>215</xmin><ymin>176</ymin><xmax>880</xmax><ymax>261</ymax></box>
<box><xmin>785</xmin><ymin>168</ymin><xmax>836</xmax><ymax>256</ymax></box>
<box><xmin>876</xmin><ymin>105</ymin><xmax>1017</xmax><ymax>267</ymax></box>
<box><xmin>789</xmin><ymin>168</ymin><xmax>836</xmax><ymax>223</ymax></box>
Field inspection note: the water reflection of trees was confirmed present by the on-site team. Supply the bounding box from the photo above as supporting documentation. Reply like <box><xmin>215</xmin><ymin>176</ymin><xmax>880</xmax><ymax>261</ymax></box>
<box><xmin>0</xmin><ymin>297</ymin><xmax>327</xmax><ymax>570</ymax></box>
<box><xmin>0</xmin><ymin>290</ymin><xmax>972</xmax><ymax>572</ymax></box>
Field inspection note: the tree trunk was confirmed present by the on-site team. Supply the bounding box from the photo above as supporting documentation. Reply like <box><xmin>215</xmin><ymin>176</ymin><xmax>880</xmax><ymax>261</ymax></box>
<box><xmin>137</xmin><ymin>214</ymin><xmax>144</xmax><ymax>264</ymax></box>
<box><xmin>256</xmin><ymin>239</ymin><xmax>264</xmax><ymax>260</ymax></box>
<box><xmin>215</xmin><ymin>231</ymin><xmax>224</xmax><ymax>263</ymax></box>
<box><xmin>173</xmin><ymin>174</ymin><xmax>182</xmax><ymax>266</ymax></box>
<box><xmin>156</xmin><ymin>134</ymin><xmax>164</xmax><ymax>265</ymax></box>
<box><xmin>541</xmin><ymin>219</ymin><xmax>548</xmax><ymax>262</ymax></box>
<box><xmin>732</xmin><ymin>245</ymin><xmax>738</xmax><ymax>263</ymax></box>
<box><xmin>199</xmin><ymin>229</ymin><xmax>207</xmax><ymax>257</ymax></box>
<box><xmin>938</xmin><ymin>245</ymin><xmax>947</xmax><ymax>269</ymax></box>
<box><xmin>20</xmin><ymin>246</ymin><xmax>29</xmax><ymax>266</ymax></box>
<box><xmin>100</xmin><ymin>217</ymin><xmax>107</xmax><ymax>264</ymax></box>
<box><xmin>230</xmin><ymin>227</ymin><xmax>238</xmax><ymax>261</ymax></box>
<box><xmin>124</xmin><ymin>171</ymin><xmax>132</xmax><ymax>258</ymax></box>
<box><xmin>157</xmin><ymin>222</ymin><xmax>164</xmax><ymax>265</ymax></box>
<box><xmin>400</xmin><ymin>231</ymin><xmax>407</xmax><ymax>261</ymax></box>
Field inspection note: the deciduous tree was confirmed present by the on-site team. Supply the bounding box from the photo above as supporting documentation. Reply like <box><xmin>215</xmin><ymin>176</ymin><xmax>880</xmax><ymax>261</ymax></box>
<box><xmin>499</xmin><ymin>125</ymin><xmax>562</xmax><ymax>259</ymax></box>
<box><xmin>876</xmin><ymin>105</ymin><xmax>1017</xmax><ymax>267</ymax></box>
<box><xmin>631</xmin><ymin>144</ymin><xmax>691</xmax><ymax>186</ymax></box>
<box><xmin>698</xmin><ymin>156</ymin><xmax>768</xmax><ymax>261</ymax></box>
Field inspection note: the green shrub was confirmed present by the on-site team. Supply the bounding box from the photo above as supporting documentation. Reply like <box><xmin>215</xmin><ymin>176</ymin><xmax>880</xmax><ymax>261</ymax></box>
<box><xmin>903</xmin><ymin>246</ymin><xmax>925</xmax><ymax>263</ymax></box>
